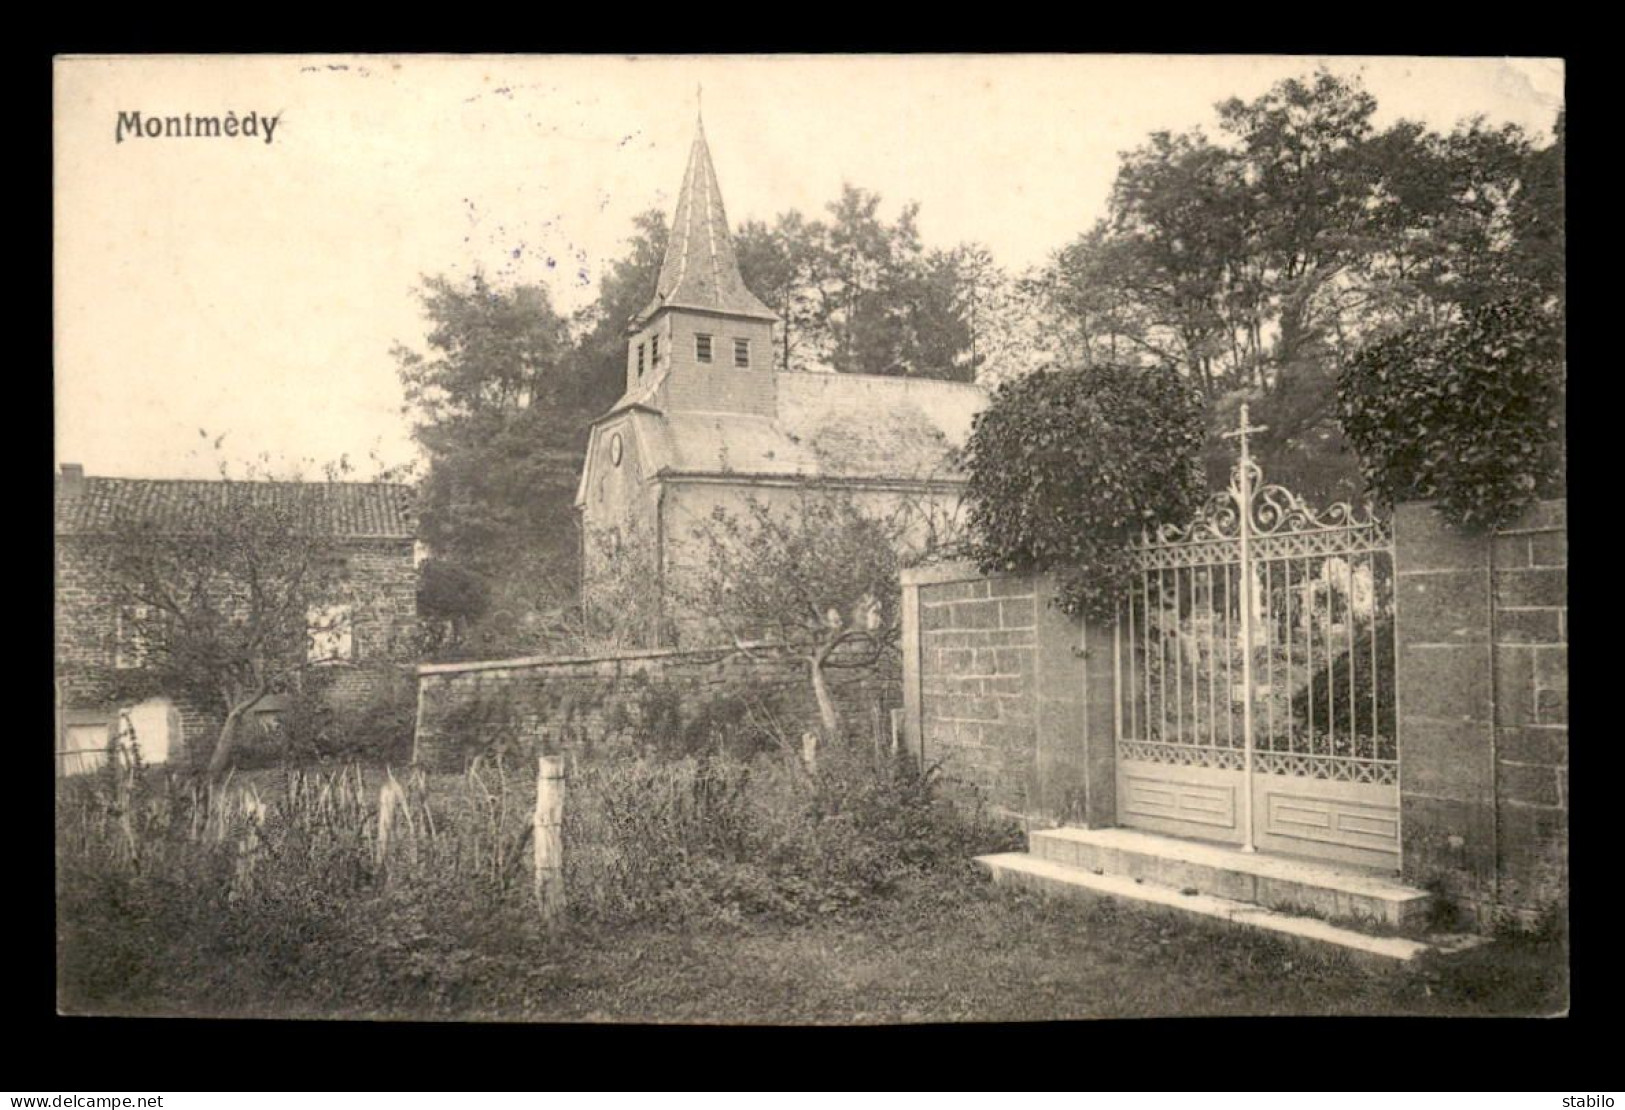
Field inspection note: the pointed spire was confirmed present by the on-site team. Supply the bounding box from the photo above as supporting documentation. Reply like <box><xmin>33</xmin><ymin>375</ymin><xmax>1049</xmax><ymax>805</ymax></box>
<box><xmin>638</xmin><ymin>115</ymin><xmax>776</xmax><ymax>325</ymax></box>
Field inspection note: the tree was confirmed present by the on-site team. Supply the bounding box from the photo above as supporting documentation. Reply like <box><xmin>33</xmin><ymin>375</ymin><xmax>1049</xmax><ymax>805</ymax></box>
<box><xmin>569</xmin><ymin>209</ymin><xmax>670</xmax><ymax>411</ymax></box>
<box><xmin>1029</xmin><ymin>68</ymin><xmax>1563</xmax><ymax>505</ymax></box>
<box><xmin>100</xmin><ymin>463</ymin><xmax>397</xmax><ymax>775</ymax></box>
<box><xmin>680</xmin><ymin>492</ymin><xmax>906</xmax><ymax>744</ymax></box>
<box><xmin>736</xmin><ymin>184</ymin><xmax>989</xmax><ymax>380</ymax></box>
<box><xmin>736</xmin><ymin>211</ymin><xmax>824</xmax><ymax>373</ymax></box>
<box><xmin>959</xmin><ymin>363</ymin><xmax>1207</xmax><ymax>622</ymax></box>
<box><xmin>396</xmin><ymin>212</ymin><xmax>669</xmax><ymax>658</ymax></box>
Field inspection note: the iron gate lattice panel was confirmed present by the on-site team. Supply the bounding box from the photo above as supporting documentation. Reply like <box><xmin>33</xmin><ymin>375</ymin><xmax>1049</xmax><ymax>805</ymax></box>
<box><xmin>1113</xmin><ymin>407</ymin><xmax>1399</xmax><ymax>867</ymax></box>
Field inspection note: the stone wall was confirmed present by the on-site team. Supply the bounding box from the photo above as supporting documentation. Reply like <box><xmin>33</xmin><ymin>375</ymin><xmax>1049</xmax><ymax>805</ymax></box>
<box><xmin>1394</xmin><ymin>498</ymin><xmax>1568</xmax><ymax>928</ymax></box>
<box><xmin>413</xmin><ymin>644</ymin><xmax>901</xmax><ymax>772</ymax></box>
<box><xmin>901</xmin><ymin>562</ymin><xmax>1114</xmax><ymax>827</ymax></box>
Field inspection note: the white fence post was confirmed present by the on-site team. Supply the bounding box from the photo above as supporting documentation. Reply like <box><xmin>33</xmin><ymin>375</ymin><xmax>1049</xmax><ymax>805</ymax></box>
<box><xmin>533</xmin><ymin>754</ymin><xmax>566</xmax><ymax>925</ymax></box>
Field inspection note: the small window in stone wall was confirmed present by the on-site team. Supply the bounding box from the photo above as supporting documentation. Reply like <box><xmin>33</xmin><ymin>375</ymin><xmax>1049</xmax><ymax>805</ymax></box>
<box><xmin>636</xmin><ymin>342</ymin><xmax>645</xmax><ymax>377</ymax></box>
<box><xmin>734</xmin><ymin>338</ymin><xmax>750</xmax><ymax>368</ymax></box>
<box><xmin>307</xmin><ymin>603</ymin><xmax>355</xmax><ymax>664</ymax></box>
<box><xmin>651</xmin><ymin>335</ymin><xmax>660</xmax><ymax>365</ymax></box>
<box><xmin>696</xmin><ymin>333</ymin><xmax>712</xmax><ymax>363</ymax></box>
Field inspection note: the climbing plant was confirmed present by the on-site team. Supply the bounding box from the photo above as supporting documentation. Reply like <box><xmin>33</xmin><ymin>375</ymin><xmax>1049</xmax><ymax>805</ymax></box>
<box><xmin>958</xmin><ymin>364</ymin><xmax>1206</xmax><ymax>621</ymax></box>
<box><xmin>1338</xmin><ymin>299</ymin><xmax>1565</xmax><ymax>531</ymax></box>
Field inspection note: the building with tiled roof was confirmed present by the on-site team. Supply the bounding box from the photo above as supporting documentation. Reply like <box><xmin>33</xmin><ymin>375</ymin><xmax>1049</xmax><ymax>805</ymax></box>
<box><xmin>54</xmin><ymin>465</ymin><xmax>420</xmax><ymax>773</ymax></box>
<box><xmin>577</xmin><ymin>118</ymin><xmax>988</xmax><ymax>644</ymax></box>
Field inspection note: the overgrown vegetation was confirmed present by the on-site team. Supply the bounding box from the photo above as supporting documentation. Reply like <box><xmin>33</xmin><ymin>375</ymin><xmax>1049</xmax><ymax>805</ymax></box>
<box><xmin>56</xmin><ymin>730</ymin><xmax>1022</xmax><ymax>1016</ymax></box>
<box><xmin>56</xmin><ymin>736</ymin><xmax>1565</xmax><ymax>1021</ymax></box>
<box><xmin>959</xmin><ymin>363</ymin><xmax>1206</xmax><ymax>621</ymax></box>
<box><xmin>233</xmin><ymin>672</ymin><xmax>419</xmax><ymax>769</ymax></box>
<box><xmin>1338</xmin><ymin>298</ymin><xmax>1565</xmax><ymax>530</ymax></box>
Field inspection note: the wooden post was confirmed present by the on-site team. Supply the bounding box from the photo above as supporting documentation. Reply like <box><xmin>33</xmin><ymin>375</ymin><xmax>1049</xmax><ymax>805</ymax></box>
<box><xmin>533</xmin><ymin>755</ymin><xmax>566</xmax><ymax>925</ymax></box>
<box><xmin>890</xmin><ymin>708</ymin><xmax>904</xmax><ymax>759</ymax></box>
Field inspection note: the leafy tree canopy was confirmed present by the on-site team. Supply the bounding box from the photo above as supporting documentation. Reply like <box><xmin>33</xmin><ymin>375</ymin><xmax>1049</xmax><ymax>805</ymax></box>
<box><xmin>1338</xmin><ymin>298</ymin><xmax>1564</xmax><ymax>530</ymax></box>
<box><xmin>1024</xmin><ymin>69</ymin><xmax>1564</xmax><ymax>505</ymax></box>
<box><xmin>959</xmin><ymin>364</ymin><xmax>1207</xmax><ymax>622</ymax></box>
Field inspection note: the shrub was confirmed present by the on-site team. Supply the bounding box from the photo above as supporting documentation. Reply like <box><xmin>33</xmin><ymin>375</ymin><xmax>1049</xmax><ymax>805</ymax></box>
<box><xmin>321</xmin><ymin>672</ymin><xmax>419</xmax><ymax>764</ymax></box>
<box><xmin>959</xmin><ymin>363</ymin><xmax>1206</xmax><ymax>621</ymax></box>
<box><xmin>1338</xmin><ymin>299</ymin><xmax>1564</xmax><ymax>531</ymax></box>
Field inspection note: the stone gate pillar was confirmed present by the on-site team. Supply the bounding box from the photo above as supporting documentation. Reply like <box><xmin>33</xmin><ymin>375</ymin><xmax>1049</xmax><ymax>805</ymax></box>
<box><xmin>1393</xmin><ymin>499</ymin><xmax>1568</xmax><ymax>927</ymax></box>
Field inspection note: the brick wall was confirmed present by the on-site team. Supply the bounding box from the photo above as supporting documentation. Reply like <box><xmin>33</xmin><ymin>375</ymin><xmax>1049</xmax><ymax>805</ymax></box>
<box><xmin>902</xmin><ymin>562</ymin><xmax>1113</xmax><ymax>826</ymax></box>
<box><xmin>1393</xmin><ymin>498</ymin><xmax>1568</xmax><ymax>928</ymax></box>
<box><xmin>413</xmin><ymin>643</ymin><xmax>900</xmax><ymax>772</ymax></box>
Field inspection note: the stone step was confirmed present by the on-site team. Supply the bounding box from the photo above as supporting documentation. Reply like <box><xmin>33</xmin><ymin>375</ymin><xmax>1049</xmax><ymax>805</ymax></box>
<box><xmin>1028</xmin><ymin>826</ymin><xmax>1432</xmax><ymax>929</ymax></box>
<box><xmin>976</xmin><ymin>852</ymin><xmax>1484</xmax><ymax>967</ymax></box>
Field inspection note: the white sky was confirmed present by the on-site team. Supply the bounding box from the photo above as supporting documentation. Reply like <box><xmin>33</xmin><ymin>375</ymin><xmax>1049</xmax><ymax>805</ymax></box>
<box><xmin>53</xmin><ymin>54</ymin><xmax>1564</xmax><ymax>481</ymax></box>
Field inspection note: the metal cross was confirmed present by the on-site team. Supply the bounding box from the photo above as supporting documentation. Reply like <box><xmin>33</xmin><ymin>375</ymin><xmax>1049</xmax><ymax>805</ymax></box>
<box><xmin>1221</xmin><ymin>403</ymin><xmax>1269</xmax><ymax>465</ymax></box>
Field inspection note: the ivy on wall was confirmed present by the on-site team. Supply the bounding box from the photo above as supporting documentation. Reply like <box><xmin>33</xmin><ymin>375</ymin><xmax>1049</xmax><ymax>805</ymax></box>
<box><xmin>1338</xmin><ymin>300</ymin><xmax>1565</xmax><ymax>531</ymax></box>
<box><xmin>958</xmin><ymin>364</ymin><xmax>1206</xmax><ymax>621</ymax></box>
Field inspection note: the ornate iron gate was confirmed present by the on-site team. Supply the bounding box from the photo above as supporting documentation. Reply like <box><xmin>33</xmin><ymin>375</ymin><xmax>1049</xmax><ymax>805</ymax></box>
<box><xmin>1113</xmin><ymin>407</ymin><xmax>1400</xmax><ymax>870</ymax></box>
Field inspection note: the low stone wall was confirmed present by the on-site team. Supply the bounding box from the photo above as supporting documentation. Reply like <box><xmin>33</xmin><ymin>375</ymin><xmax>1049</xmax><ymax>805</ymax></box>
<box><xmin>413</xmin><ymin>644</ymin><xmax>901</xmax><ymax>772</ymax></box>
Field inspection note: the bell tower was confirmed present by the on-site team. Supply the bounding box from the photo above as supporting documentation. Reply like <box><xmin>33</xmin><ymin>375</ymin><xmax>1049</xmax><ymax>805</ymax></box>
<box><xmin>623</xmin><ymin>113</ymin><xmax>778</xmax><ymax>415</ymax></box>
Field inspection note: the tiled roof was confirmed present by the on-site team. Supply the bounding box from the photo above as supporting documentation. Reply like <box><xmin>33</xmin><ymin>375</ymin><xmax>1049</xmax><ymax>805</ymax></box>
<box><xmin>617</xmin><ymin>372</ymin><xmax>985</xmax><ymax>485</ymax></box>
<box><xmin>55</xmin><ymin>477</ymin><xmax>417</xmax><ymax>539</ymax></box>
<box><xmin>635</xmin><ymin>119</ymin><xmax>776</xmax><ymax>326</ymax></box>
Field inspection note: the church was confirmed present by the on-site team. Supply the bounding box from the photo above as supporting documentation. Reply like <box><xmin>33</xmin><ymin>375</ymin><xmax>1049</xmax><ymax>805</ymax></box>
<box><xmin>576</xmin><ymin>117</ymin><xmax>988</xmax><ymax>645</ymax></box>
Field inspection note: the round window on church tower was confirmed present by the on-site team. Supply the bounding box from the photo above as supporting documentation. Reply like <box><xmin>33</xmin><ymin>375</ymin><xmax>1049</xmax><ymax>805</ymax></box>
<box><xmin>610</xmin><ymin>432</ymin><xmax>624</xmax><ymax>467</ymax></box>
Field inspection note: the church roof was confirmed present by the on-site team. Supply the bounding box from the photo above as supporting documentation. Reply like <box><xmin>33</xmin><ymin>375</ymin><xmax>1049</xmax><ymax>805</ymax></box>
<box><xmin>635</xmin><ymin>118</ymin><xmax>777</xmax><ymax>327</ymax></box>
<box><xmin>592</xmin><ymin>372</ymin><xmax>985</xmax><ymax>496</ymax></box>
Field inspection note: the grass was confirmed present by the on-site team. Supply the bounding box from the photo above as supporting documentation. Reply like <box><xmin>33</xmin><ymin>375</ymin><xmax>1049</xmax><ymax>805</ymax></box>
<box><xmin>55</xmin><ymin>756</ymin><xmax>1567</xmax><ymax>1022</ymax></box>
<box><xmin>61</xmin><ymin>881</ymin><xmax>1568</xmax><ymax>1023</ymax></box>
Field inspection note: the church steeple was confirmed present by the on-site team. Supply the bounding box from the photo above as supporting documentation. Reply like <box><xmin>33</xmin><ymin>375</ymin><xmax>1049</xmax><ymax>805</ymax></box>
<box><xmin>636</xmin><ymin>114</ymin><xmax>776</xmax><ymax>326</ymax></box>
<box><xmin>619</xmin><ymin>112</ymin><xmax>779</xmax><ymax>413</ymax></box>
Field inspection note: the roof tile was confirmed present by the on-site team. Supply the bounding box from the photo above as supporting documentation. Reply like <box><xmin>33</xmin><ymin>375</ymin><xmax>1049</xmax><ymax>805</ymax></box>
<box><xmin>55</xmin><ymin>477</ymin><xmax>417</xmax><ymax>539</ymax></box>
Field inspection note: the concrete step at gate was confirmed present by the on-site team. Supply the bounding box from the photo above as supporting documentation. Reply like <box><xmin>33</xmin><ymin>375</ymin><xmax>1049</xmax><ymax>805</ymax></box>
<box><xmin>1028</xmin><ymin>826</ymin><xmax>1431</xmax><ymax>928</ymax></box>
<box><xmin>975</xmin><ymin>827</ymin><xmax>1486</xmax><ymax>967</ymax></box>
